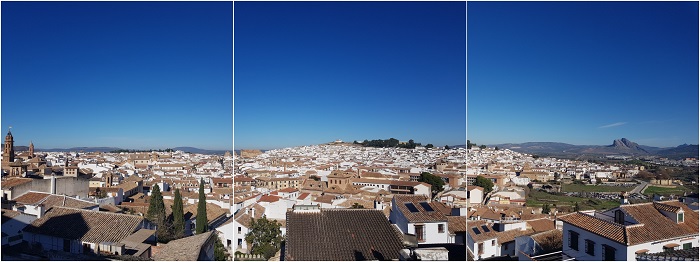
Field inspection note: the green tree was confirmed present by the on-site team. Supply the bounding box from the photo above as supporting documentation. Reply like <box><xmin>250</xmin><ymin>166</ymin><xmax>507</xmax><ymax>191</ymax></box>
<box><xmin>574</xmin><ymin>202</ymin><xmax>580</xmax><ymax>212</ymax></box>
<box><xmin>196</xmin><ymin>178</ymin><xmax>208</xmax><ymax>234</ymax></box>
<box><xmin>172</xmin><ymin>188</ymin><xmax>185</xmax><ymax>238</ymax></box>
<box><xmin>426</xmin><ymin>144</ymin><xmax>434</xmax><ymax>148</ymax></box>
<box><xmin>418</xmin><ymin>172</ymin><xmax>445</xmax><ymax>197</ymax></box>
<box><xmin>479</xmin><ymin>145</ymin><xmax>487</xmax><ymax>149</ymax></box>
<box><xmin>467</xmin><ymin>140</ymin><xmax>473</xmax><ymax>149</ymax></box>
<box><xmin>474</xmin><ymin>175</ymin><xmax>494</xmax><ymax>193</ymax></box>
<box><xmin>147</xmin><ymin>184</ymin><xmax>171</xmax><ymax>242</ymax></box>
<box><xmin>147</xmin><ymin>184</ymin><xmax>166</xmax><ymax>225</ymax></box>
<box><xmin>495</xmin><ymin>146</ymin><xmax>499</xmax><ymax>151</ymax></box>
<box><xmin>542</xmin><ymin>203</ymin><xmax>550</xmax><ymax>215</ymax></box>
<box><xmin>444</xmin><ymin>145</ymin><xmax>450</xmax><ymax>150</ymax></box>
<box><xmin>214</xmin><ymin>233</ymin><xmax>230</xmax><ymax>260</ymax></box>
<box><xmin>245</xmin><ymin>216</ymin><xmax>283</xmax><ymax>260</ymax></box>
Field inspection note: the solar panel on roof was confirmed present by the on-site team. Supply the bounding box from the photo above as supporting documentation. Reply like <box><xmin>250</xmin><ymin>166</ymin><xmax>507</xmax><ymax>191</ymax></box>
<box><xmin>481</xmin><ymin>225</ymin><xmax>490</xmax><ymax>233</ymax></box>
<box><xmin>405</xmin><ymin>203</ymin><xmax>419</xmax><ymax>213</ymax></box>
<box><xmin>472</xmin><ymin>227</ymin><xmax>481</xmax><ymax>235</ymax></box>
<box><xmin>419</xmin><ymin>202</ymin><xmax>434</xmax><ymax>212</ymax></box>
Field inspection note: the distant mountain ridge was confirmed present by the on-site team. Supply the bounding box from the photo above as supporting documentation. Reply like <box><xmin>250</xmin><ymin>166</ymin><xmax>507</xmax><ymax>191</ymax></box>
<box><xmin>491</xmin><ymin>138</ymin><xmax>698</xmax><ymax>160</ymax></box>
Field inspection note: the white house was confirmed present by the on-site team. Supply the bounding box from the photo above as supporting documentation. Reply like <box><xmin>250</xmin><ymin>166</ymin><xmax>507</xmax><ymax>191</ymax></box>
<box><xmin>1</xmin><ymin>209</ymin><xmax>36</xmax><ymax>247</ymax></box>
<box><xmin>467</xmin><ymin>185</ymin><xmax>484</xmax><ymax>206</ymax></box>
<box><xmin>389</xmin><ymin>195</ymin><xmax>450</xmax><ymax>245</ymax></box>
<box><xmin>559</xmin><ymin>200</ymin><xmax>699</xmax><ymax>261</ymax></box>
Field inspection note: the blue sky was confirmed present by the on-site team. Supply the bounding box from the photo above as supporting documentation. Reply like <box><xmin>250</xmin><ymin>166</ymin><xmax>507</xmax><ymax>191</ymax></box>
<box><xmin>2</xmin><ymin>2</ymin><xmax>233</xmax><ymax>150</ymax></box>
<box><xmin>234</xmin><ymin>2</ymin><xmax>466</xmax><ymax>150</ymax></box>
<box><xmin>468</xmin><ymin>2</ymin><xmax>699</xmax><ymax>148</ymax></box>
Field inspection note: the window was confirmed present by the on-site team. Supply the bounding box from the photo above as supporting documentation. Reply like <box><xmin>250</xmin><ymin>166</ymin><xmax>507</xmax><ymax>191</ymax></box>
<box><xmin>415</xmin><ymin>225</ymin><xmax>425</xmax><ymax>242</ymax></box>
<box><xmin>63</xmin><ymin>239</ymin><xmax>71</xmax><ymax>252</ymax></box>
<box><xmin>438</xmin><ymin>224</ymin><xmax>445</xmax><ymax>233</ymax></box>
<box><xmin>568</xmin><ymin>231</ymin><xmax>579</xmax><ymax>251</ymax></box>
<box><xmin>492</xmin><ymin>240</ymin><xmax>496</xmax><ymax>246</ymax></box>
<box><xmin>683</xmin><ymin>243</ymin><xmax>692</xmax><ymax>250</ymax></box>
<box><xmin>585</xmin><ymin>239</ymin><xmax>595</xmax><ymax>255</ymax></box>
<box><xmin>478</xmin><ymin>243</ymin><xmax>484</xmax><ymax>255</ymax></box>
<box><xmin>237</xmin><ymin>227</ymin><xmax>241</xmax><ymax>234</ymax></box>
<box><xmin>678</xmin><ymin>213</ymin><xmax>684</xmax><ymax>223</ymax></box>
<box><xmin>614</xmin><ymin>210</ymin><xmax>624</xmax><ymax>224</ymax></box>
<box><xmin>602</xmin><ymin>244</ymin><xmax>616</xmax><ymax>261</ymax></box>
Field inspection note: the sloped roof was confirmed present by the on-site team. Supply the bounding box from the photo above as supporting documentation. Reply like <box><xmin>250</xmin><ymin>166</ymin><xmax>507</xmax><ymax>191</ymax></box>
<box><xmin>24</xmin><ymin>207</ymin><xmax>145</xmax><ymax>244</ymax></box>
<box><xmin>153</xmin><ymin>231</ymin><xmax>215</xmax><ymax>261</ymax></box>
<box><xmin>560</xmin><ymin>201</ymin><xmax>699</xmax><ymax>245</ymax></box>
<box><xmin>393</xmin><ymin>195</ymin><xmax>450</xmax><ymax>223</ymax></box>
<box><xmin>285</xmin><ymin>209</ymin><xmax>404</xmax><ymax>261</ymax></box>
<box><xmin>14</xmin><ymin>192</ymin><xmax>97</xmax><ymax>210</ymax></box>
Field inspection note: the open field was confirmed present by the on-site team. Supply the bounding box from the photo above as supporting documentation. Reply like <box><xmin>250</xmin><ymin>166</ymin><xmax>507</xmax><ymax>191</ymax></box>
<box><xmin>562</xmin><ymin>183</ymin><xmax>634</xmax><ymax>193</ymax></box>
<box><xmin>527</xmin><ymin>189</ymin><xmax>620</xmax><ymax>210</ymax></box>
<box><xmin>643</xmin><ymin>186</ymin><xmax>694</xmax><ymax>196</ymax></box>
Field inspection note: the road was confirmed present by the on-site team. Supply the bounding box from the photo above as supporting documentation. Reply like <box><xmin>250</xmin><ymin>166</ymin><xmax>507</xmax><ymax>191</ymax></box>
<box><xmin>631</xmin><ymin>179</ymin><xmax>649</xmax><ymax>194</ymax></box>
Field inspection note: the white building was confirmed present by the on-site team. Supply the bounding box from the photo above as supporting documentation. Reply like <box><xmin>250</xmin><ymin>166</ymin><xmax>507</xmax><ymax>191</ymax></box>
<box><xmin>559</xmin><ymin>200</ymin><xmax>699</xmax><ymax>261</ymax></box>
<box><xmin>389</xmin><ymin>195</ymin><xmax>450</xmax><ymax>245</ymax></box>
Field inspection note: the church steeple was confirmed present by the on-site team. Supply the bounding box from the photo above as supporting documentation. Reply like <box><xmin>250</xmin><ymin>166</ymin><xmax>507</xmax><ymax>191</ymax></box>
<box><xmin>3</xmin><ymin>127</ymin><xmax>15</xmax><ymax>166</ymax></box>
<box><xmin>29</xmin><ymin>141</ymin><xmax>34</xmax><ymax>157</ymax></box>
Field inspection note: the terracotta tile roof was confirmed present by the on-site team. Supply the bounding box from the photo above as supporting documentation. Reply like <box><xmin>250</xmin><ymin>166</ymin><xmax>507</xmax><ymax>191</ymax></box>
<box><xmin>1</xmin><ymin>209</ymin><xmax>21</xmax><ymax>224</ymax></box>
<box><xmin>447</xmin><ymin>216</ymin><xmax>467</xmax><ymax>234</ymax></box>
<box><xmin>24</xmin><ymin>207</ymin><xmax>146</xmax><ymax>244</ymax></box>
<box><xmin>297</xmin><ymin>192</ymin><xmax>310</xmax><ymax>200</ymax></box>
<box><xmin>558</xmin><ymin>212</ymin><xmax>627</xmax><ymax>244</ymax></box>
<box><xmin>153</xmin><ymin>231</ymin><xmax>215</xmax><ymax>261</ymax></box>
<box><xmin>621</xmin><ymin>201</ymin><xmax>699</xmax><ymax>245</ymax></box>
<box><xmin>285</xmin><ymin>209</ymin><xmax>404</xmax><ymax>261</ymax></box>
<box><xmin>1</xmin><ymin>177</ymin><xmax>33</xmax><ymax>189</ymax></box>
<box><xmin>497</xmin><ymin>228</ymin><xmax>535</xmax><ymax>244</ymax></box>
<box><xmin>183</xmin><ymin>202</ymin><xmax>228</xmax><ymax>224</ymax></box>
<box><xmin>526</xmin><ymin>218</ymin><xmax>556</xmax><ymax>233</ymax></box>
<box><xmin>393</xmin><ymin>195</ymin><xmax>449</xmax><ymax>223</ymax></box>
<box><xmin>234</xmin><ymin>204</ymin><xmax>266</xmax><ymax>228</ymax></box>
<box><xmin>653</xmin><ymin>202</ymin><xmax>681</xmax><ymax>213</ymax></box>
<box><xmin>530</xmin><ymin>229</ymin><xmax>562</xmax><ymax>246</ymax></box>
<box><xmin>259</xmin><ymin>195</ymin><xmax>280</xmax><ymax>203</ymax></box>
<box><xmin>278</xmin><ymin>187</ymin><xmax>299</xmax><ymax>193</ymax></box>
<box><xmin>14</xmin><ymin>192</ymin><xmax>97</xmax><ymax>210</ymax></box>
<box><xmin>467</xmin><ymin>220</ymin><xmax>498</xmax><ymax>243</ymax></box>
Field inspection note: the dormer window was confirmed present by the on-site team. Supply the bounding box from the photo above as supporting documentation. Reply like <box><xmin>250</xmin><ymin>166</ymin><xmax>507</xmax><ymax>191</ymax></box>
<box><xmin>678</xmin><ymin>212</ymin><xmax>684</xmax><ymax>223</ymax></box>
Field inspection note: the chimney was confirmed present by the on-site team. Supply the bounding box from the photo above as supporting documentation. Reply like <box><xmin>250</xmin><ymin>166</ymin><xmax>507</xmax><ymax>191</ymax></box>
<box><xmin>50</xmin><ymin>175</ymin><xmax>57</xmax><ymax>194</ymax></box>
<box><xmin>250</xmin><ymin>207</ymin><xmax>255</xmax><ymax>217</ymax></box>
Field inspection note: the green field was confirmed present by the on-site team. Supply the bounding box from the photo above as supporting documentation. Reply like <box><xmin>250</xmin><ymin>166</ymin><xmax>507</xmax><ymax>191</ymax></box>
<box><xmin>562</xmin><ymin>183</ymin><xmax>634</xmax><ymax>193</ymax></box>
<box><xmin>643</xmin><ymin>186</ymin><xmax>693</xmax><ymax>196</ymax></box>
<box><xmin>527</xmin><ymin>189</ymin><xmax>620</xmax><ymax>210</ymax></box>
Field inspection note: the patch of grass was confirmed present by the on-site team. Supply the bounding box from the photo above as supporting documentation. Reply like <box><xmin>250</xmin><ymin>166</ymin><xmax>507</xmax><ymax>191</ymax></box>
<box><xmin>527</xmin><ymin>189</ymin><xmax>619</xmax><ymax>210</ymax></box>
<box><xmin>562</xmin><ymin>183</ymin><xmax>634</xmax><ymax>193</ymax></box>
<box><xmin>643</xmin><ymin>186</ymin><xmax>692</xmax><ymax>196</ymax></box>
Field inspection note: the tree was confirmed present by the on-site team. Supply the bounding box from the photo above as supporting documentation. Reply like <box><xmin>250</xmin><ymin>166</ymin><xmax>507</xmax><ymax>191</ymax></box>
<box><xmin>474</xmin><ymin>175</ymin><xmax>494</xmax><ymax>193</ymax></box>
<box><xmin>444</xmin><ymin>145</ymin><xmax>450</xmax><ymax>150</ymax></box>
<box><xmin>495</xmin><ymin>146</ymin><xmax>499</xmax><ymax>151</ymax></box>
<box><xmin>426</xmin><ymin>144</ymin><xmax>434</xmax><ymax>149</ymax></box>
<box><xmin>542</xmin><ymin>203</ymin><xmax>550</xmax><ymax>215</ymax></box>
<box><xmin>172</xmin><ymin>188</ymin><xmax>185</xmax><ymax>238</ymax></box>
<box><xmin>418</xmin><ymin>172</ymin><xmax>445</xmax><ymax>197</ymax></box>
<box><xmin>147</xmin><ymin>184</ymin><xmax>166</xmax><ymax>226</ymax></box>
<box><xmin>574</xmin><ymin>202</ymin><xmax>580</xmax><ymax>212</ymax></box>
<box><xmin>479</xmin><ymin>145</ymin><xmax>487</xmax><ymax>149</ymax></box>
<box><xmin>214</xmin><ymin>232</ymin><xmax>230</xmax><ymax>260</ymax></box>
<box><xmin>245</xmin><ymin>216</ymin><xmax>283</xmax><ymax>260</ymax></box>
<box><xmin>351</xmin><ymin>202</ymin><xmax>364</xmax><ymax>209</ymax></box>
<box><xmin>147</xmin><ymin>184</ymin><xmax>170</xmax><ymax>242</ymax></box>
<box><xmin>196</xmin><ymin>178</ymin><xmax>208</xmax><ymax>234</ymax></box>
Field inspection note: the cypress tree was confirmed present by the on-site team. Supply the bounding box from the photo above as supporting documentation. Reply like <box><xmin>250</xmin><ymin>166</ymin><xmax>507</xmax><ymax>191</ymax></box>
<box><xmin>172</xmin><ymin>188</ymin><xmax>185</xmax><ymax>238</ymax></box>
<box><xmin>195</xmin><ymin>178</ymin><xmax>208</xmax><ymax>234</ymax></box>
<box><xmin>147</xmin><ymin>184</ymin><xmax>165</xmax><ymax>224</ymax></box>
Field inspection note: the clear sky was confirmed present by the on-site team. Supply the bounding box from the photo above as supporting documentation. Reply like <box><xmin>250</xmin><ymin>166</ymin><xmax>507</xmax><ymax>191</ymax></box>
<box><xmin>234</xmin><ymin>2</ymin><xmax>466</xmax><ymax>150</ymax></box>
<box><xmin>2</xmin><ymin>2</ymin><xmax>233</xmax><ymax>150</ymax></box>
<box><xmin>468</xmin><ymin>2</ymin><xmax>699</xmax><ymax>148</ymax></box>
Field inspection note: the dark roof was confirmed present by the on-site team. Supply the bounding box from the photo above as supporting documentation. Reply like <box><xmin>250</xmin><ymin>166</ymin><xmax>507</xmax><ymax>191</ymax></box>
<box><xmin>285</xmin><ymin>209</ymin><xmax>404</xmax><ymax>261</ymax></box>
<box><xmin>23</xmin><ymin>207</ymin><xmax>145</xmax><ymax>244</ymax></box>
